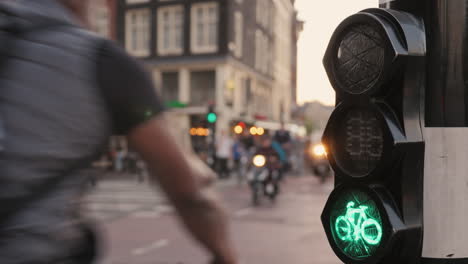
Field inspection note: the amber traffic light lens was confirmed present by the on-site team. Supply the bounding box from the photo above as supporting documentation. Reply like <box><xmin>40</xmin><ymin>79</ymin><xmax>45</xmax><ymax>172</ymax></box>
<box><xmin>332</xmin><ymin>108</ymin><xmax>384</xmax><ymax>177</ymax></box>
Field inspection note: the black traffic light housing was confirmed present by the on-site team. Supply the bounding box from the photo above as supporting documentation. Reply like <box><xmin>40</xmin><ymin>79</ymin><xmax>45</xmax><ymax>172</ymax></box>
<box><xmin>321</xmin><ymin>8</ymin><xmax>425</xmax><ymax>264</ymax></box>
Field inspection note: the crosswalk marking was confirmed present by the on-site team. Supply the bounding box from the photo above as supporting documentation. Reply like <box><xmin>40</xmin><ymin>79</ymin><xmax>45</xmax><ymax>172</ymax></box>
<box><xmin>83</xmin><ymin>179</ymin><xmax>168</xmax><ymax>221</ymax></box>
<box><xmin>234</xmin><ymin>208</ymin><xmax>252</xmax><ymax>217</ymax></box>
<box><xmin>131</xmin><ymin>239</ymin><xmax>169</xmax><ymax>256</ymax></box>
<box><xmin>83</xmin><ymin>178</ymin><xmax>236</xmax><ymax>221</ymax></box>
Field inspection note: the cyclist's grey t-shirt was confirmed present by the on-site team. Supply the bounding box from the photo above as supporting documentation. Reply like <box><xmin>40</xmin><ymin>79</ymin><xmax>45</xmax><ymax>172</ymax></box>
<box><xmin>0</xmin><ymin>1</ymin><xmax>164</xmax><ymax>263</ymax></box>
<box><xmin>97</xmin><ymin>40</ymin><xmax>165</xmax><ymax>135</ymax></box>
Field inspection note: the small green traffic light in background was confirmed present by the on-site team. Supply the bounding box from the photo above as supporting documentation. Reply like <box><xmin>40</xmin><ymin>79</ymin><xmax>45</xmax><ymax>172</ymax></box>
<box><xmin>329</xmin><ymin>189</ymin><xmax>384</xmax><ymax>260</ymax></box>
<box><xmin>207</xmin><ymin>112</ymin><xmax>217</xmax><ymax>123</ymax></box>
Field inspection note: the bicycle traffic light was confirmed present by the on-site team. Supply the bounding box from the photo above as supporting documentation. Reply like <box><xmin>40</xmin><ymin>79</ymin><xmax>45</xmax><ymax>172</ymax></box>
<box><xmin>321</xmin><ymin>8</ymin><xmax>425</xmax><ymax>264</ymax></box>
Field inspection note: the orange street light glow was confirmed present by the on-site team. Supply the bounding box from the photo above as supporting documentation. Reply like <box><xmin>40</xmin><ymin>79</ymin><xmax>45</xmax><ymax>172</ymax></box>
<box><xmin>250</xmin><ymin>127</ymin><xmax>258</xmax><ymax>135</ymax></box>
<box><xmin>196</xmin><ymin>128</ymin><xmax>205</xmax><ymax>136</ymax></box>
<box><xmin>234</xmin><ymin>125</ymin><xmax>243</xmax><ymax>134</ymax></box>
<box><xmin>257</xmin><ymin>127</ymin><xmax>265</xmax><ymax>136</ymax></box>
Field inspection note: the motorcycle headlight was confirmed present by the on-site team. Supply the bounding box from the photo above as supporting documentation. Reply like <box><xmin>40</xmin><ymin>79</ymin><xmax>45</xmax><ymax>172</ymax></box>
<box><xmin>311</xmin><ymin>144</ymin><xmax>327</xmax><ymax>157</ymax></box>
<box><xmin>253</xmin><ymin>155</ymin><xmax>266</xmax><ymax>167</ymax></box>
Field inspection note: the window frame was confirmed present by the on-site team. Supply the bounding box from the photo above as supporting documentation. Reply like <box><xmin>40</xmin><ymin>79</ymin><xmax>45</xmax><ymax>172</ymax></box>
<box><xmin>191</xmin><ymin>2</ymin><xmax>220</xmax><ymax>54</ymax></box>
<box><xmin>126</xmin><ymin>0</ymin><xmax>150</xmax><ymax>4</ymax></box>
<box><xmin>234</xmin><ymin>11</ymin><xmax>243</xmax><ymax>58</ymax></box>
<box><xmin>157</xmin><ymin>5</ymin><xmax>185</xmax><ymax>56</ymax></box>
<box><xmin>125</xmin><ymin>8</ymin><xmax>151</xmax><ymax>57</ymax></box>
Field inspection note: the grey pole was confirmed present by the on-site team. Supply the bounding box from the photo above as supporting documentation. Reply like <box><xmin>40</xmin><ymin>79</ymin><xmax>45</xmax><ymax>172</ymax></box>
<box><xmin>380</xmin><ymin>0</ymin><xmax>468</xmax><ymax>262</ymax></box>
<box><xmin>422</xmin><ymin>1</ymin><xmax>468</xmax><ymax>262</ymax></box>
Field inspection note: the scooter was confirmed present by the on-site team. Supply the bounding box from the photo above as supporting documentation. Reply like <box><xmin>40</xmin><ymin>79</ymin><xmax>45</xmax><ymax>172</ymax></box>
<box><xmin>306</xmin><ymin>143</ymin><xmax>331</xmax><ymax>183</ymax></box>
<box><xmin>247</xmin><ymin>154</ymin><xmax>281</xmax><ymax>206</ymax></box>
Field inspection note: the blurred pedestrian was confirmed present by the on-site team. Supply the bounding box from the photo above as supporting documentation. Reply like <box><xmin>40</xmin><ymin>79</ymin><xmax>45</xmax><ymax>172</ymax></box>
<box><xmin>114</xmin><ymin>146</ymin><xmax>126</xmax><ymax>172</ymax></box>
<box><xmin>125</xmin><ymin>150</ymin><xmax>138</xmax><ymax>174</ymax></box>
<box><xmin>0</xmin><ymin>1</ymin><xmax>238</xmax><ymax>263</ymax></box>
<box><xmin>135</xmin><ymin>157</ymin><xmax>147</xmax><ymax>183</ymax></box>
<box><xmin>216</xmin><ymin>130</ymin><xmax>233</xmax><ymax>179</ymax></box>
<box><xmin>232</xmin><ymin>135</ymin><xmax>245</xmax><ymax>184</ymax></box>
<box><xmin>290</xmin><ymin>135</ymin><xmax>306</xmax><ymax>175</ymax></box>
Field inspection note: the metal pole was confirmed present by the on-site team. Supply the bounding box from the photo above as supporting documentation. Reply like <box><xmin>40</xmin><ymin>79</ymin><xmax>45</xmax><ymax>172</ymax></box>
<box><xmin>382</xmin><ymin>0</ymin><xmax>468</xmax><ymax>262</ymax></box>
<box><xmin>424</xmin><ymin>0</ymin><xmax>468</xmax><ymax>127</ymax></box>
<box><xmin>421</xmin><ymin>0</ymin><xmax>468</xmax><ymax>262</ymax></box>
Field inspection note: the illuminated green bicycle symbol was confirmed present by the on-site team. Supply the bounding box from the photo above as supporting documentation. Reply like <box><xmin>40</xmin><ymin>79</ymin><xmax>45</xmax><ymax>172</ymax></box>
<box><xmin>335</xmin><ymin>201</ymin><xmax>383</xmax><ymax>246</ymax></box>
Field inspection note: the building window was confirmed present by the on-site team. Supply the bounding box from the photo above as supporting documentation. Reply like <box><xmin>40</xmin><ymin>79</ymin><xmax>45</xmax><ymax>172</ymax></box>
<box><xmin>157</xmin><ymin>5</ymin><xmax>184</xmax><ymax>56</ymax></box>
<box><xmin>255</xmin><ymin>30</ymin><xmax>261</xmax><ymax>71</ymax></box>
<box><xmin>263</xmin><ymin>35</ymin><xmax>270</xmax><ymax>74</ymax></box>
<box><xmin>95</xmin><ymin>10</ymin><xmax>110</xmax><ymax>37</ymax></box>
<box><xmin>125</xmin><ymin>9</ymin><xmax>151</xmax><ymax>57</ymax></box>
<box><xmin>88</xmin><ymin>0</ymin><xmax>110</xmax><ymax>38</ymax></box>
<box><xmin>255</xmin><ymin>30</ymin><xmax>270</xmax><ymax>74</ymax></box>
<box><xmin>190</xmin><ymin>70</ymin><xmax>216</xmax><ymax>105</ymax></box>
<box><xmin>234</xmin><ymin>12</ymin><xmax>243</xmax><ymax>58</ymax></box>
<box><xmin>256</xmin><ymin>0</ymin><xmax>270</xmax><ymax>30</ymax></box>
<box><xmin>126</xmin><ymin>0</ymin><xmax>150</xmax><ymax>4</ymax></box>
<box><xmin>161</xmin><ymin>72</ymin><xmax>179</xmax><ymax>103</ymax></box>
<box><xmin>191</xmin><ymin>2</ymin><xmax>219</xmax><ymax>54</ymax></box>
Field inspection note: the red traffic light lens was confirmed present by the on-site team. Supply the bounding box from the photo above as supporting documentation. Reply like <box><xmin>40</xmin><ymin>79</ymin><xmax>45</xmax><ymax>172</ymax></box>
<box><xmin>336</xmin><ymin>24</ymin><xmax>385</xmax><ymax>95</ymax></box>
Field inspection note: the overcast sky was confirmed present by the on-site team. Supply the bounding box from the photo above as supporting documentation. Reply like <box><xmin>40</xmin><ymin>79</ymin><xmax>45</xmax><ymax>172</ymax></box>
<box><xmin>295</xmin><ymin>0</ymin><xmax>377</xmax><ymax>105</ymax></box>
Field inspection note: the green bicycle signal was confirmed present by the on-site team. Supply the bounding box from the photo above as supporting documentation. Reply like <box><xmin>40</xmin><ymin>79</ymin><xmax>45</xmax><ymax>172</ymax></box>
<box><xmin>329</xmin><ymin>190</ymin><xmax>384</xmax><ymax>260</ymax></box>
<box><xmin>335</xmin><ymin>202</ymin><xmax>383</xmax><ymax>245</ymax></box>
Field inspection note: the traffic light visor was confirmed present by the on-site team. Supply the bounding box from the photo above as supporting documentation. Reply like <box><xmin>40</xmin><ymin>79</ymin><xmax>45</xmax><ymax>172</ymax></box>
<box><xmin>324</xmin><ymin>12</ymin><xmax>406</xmax><ymax>97</ymax></box>
<box><xmin>336</xmin><ymin>24</ymin><xmax>385</xmax><ymax>95</ymax></box>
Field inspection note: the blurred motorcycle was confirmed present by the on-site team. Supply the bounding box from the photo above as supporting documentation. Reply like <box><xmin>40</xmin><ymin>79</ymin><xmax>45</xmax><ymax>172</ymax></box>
<box><xmin>306</xmin><ymin>143</ymin><xmax>331</xmax><ymax>183</ymax></box>
<box><xmin>247</xmin><ymin>154</ymin><xmax>281</xmax><ymax>205</ymax></box>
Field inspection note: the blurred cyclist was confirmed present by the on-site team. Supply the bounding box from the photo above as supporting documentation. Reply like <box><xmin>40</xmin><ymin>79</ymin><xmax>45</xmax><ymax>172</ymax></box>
<box><xmin>255</xmin><ymin>136</ymin><xmax>282</xmax><ymax>170</ymax></box>
<box><xmin>0</xmin><ymin>0</ymin><xmax>237</xmax><ymax>263</ymax></box>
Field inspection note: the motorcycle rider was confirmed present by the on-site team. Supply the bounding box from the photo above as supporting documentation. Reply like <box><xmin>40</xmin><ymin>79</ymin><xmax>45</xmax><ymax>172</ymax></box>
<box><xmin>255</xmin><ymin>136</ymin><xmax>283</xmax><ymax>172</ymax></box>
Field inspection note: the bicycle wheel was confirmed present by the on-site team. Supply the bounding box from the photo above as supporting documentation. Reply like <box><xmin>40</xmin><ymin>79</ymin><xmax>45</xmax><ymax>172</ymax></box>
<box><xmin>361</xmin><ymin>218</ymin><xmax>383</xmax><ymax>245</ymax></box>
<box><xmin>335</xmin><ymin>216</ymin><xmax>352</xmax><ymax>241</ymax></box>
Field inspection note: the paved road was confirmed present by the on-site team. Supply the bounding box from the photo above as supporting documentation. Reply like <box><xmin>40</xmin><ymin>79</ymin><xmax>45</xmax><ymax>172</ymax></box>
<box><xmin>83</xmin><ymin>174</ymin><xmax>341</xmax><ymax>264</ymax></box>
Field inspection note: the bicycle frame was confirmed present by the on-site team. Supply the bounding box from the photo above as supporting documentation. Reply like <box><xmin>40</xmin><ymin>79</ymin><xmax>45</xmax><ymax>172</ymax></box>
<box><xmin>335</xmin><ymin>201</ymin><xmax>383</xmax><ymax>246</ymax></box>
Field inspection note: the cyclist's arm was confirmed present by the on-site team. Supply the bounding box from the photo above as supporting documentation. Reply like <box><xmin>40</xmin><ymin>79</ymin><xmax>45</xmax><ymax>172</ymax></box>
<box><xmin>128</xmin><ymin>117</ymin><xmax>238</xmax><ymax>264</ymax></box>
<box><xmin>97</xmin><ymin>41</ymin><xmax>237</xmax><ymax>264</ymax></box>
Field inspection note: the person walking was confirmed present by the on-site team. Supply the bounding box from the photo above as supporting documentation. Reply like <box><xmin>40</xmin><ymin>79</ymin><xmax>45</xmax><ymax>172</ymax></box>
<box><xmin>232</xmin><ymin>135</ymin><xmax>245</xmax><ymax>184</ymax></box>
<box><xmin>114</xmin><ymin>146</ymin><xmax>126</xmax><ymax>172</ymax></box>
<box><xmin>216</xmin><ymin>131</ymin><xmax>233</xmax><ymax>179</ymax></box>
<box><xmin>0</xmin><ymin>1</ymin><xmax>238</xmax><ymax>263</ymax></box>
